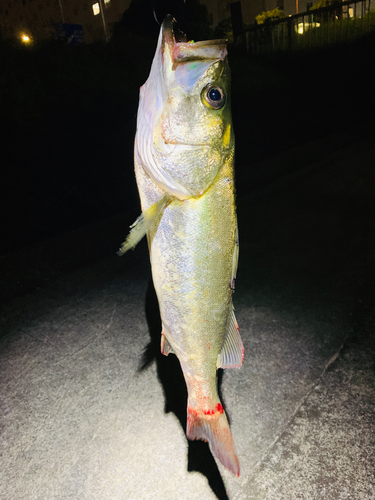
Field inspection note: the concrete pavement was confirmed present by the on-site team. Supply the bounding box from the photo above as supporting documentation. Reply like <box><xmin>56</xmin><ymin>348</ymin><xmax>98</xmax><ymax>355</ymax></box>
<box><xmin>1</xmin><ymin>132</ymin><xmax>374</xmax><ymax>499</ymax></box>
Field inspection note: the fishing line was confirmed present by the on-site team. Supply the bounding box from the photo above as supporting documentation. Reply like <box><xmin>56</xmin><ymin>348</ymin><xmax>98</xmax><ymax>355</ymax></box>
<box><xmin>153</xmin><ymin>0</ymin><xmax>187</xmax><ymax>28</ymax></box>
<box><xmin>153</xmin><ymin>1</ymin><xmax>161</xmax><ymax>25</ymax></box>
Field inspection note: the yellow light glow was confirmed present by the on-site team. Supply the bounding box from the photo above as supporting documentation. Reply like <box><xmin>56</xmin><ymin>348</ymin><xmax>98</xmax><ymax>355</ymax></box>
<box><xmin>295</xmin><ymin>22</ymin><xmax>320</xmax><ymax>34</ymax></box>
<box><xmin>21</xmin><ymin>33</ymin><xmax>32</xmax><ymax>44</ymax></box>
<box><xmin>92</xmin><ymin>2</ymin><xmax>100</xmax><ymax>15</ymax></box>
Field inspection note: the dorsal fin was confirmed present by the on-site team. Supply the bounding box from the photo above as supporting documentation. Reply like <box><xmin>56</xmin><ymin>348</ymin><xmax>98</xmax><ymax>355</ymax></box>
<box><xmin>217</xmin><ymin>307</ymin><xmax>244</xmax><ymax>369</ymax></box>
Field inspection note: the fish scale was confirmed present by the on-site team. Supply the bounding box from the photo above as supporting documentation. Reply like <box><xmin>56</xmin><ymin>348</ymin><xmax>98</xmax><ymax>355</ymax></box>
<box><xmin>118</xmin><ymin>15</ymin><xmax>244</xmax><ymax>476</ymax></box>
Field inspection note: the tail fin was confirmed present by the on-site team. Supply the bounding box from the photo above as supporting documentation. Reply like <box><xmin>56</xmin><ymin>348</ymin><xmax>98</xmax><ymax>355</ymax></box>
<box><xmin>186</xmin><ymin>405</ymin><xmax>240</xmax><ymax>477</ymax></box>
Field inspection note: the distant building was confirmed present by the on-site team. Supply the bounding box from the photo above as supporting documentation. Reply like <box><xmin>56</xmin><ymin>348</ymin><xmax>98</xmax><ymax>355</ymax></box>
<box><xmin>202</xmin><ymin>0</ymin><xmax>310</xmax><ymax>28</ymax></box>
<box><xmin>0</xmin><ymin>0</ymin><xmax>131</xmax><ymax>43</ymax></box>
<box><xmin>0</xmin><ymin>0</ymin><xmax>307</xmax><ymax>44</ymax></box>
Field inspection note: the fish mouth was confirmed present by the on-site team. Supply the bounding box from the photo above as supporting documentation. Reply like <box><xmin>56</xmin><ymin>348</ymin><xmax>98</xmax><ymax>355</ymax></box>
<box><xmin>136</xmin><ymin>17</ymin><xmax>230</xmax><ymax>201</ymax></box>
<box><xmin>162</xmin><ymin>15</ymin><xmax>228</xmax><ymax>70</ymax></box>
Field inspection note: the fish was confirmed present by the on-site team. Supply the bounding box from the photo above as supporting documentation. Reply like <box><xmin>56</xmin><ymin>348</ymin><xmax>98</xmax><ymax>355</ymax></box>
<box><xmin>118</xmin><ymin>15</ymin><xmax>244</xmax><ymax>477</ymax></box>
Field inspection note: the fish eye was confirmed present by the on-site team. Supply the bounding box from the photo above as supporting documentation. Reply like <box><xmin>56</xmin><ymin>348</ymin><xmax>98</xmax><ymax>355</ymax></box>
<box><xmin>203</xmin><ymin>85</ymin><xmax>226</xmax><ymax>110</ymax></box>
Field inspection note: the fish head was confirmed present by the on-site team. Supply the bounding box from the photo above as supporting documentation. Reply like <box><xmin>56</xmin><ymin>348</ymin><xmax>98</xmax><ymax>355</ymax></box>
<box><xmin>135</xmin><ymin>16</ymin><xmax>234</xmax><ymax>200</ymax></box>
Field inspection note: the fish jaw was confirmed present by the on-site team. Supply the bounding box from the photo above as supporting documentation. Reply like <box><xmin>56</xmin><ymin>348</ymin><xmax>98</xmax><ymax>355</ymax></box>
<box><xmin>135</xmin><ymin>16</ymin><xmax>234</xmax><ymax>200</ymax></box>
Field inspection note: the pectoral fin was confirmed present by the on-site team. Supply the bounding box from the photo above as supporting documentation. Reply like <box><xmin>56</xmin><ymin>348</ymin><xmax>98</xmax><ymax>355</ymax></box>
<box><xmin>217</xmin><ymin>307</ymin><xmax>244</xmax><ymax>369</ymax></box>
<box><xmin>117</xmin><ymin>194</ymin><xmax>172</xmax><ymax>256</ymax></box>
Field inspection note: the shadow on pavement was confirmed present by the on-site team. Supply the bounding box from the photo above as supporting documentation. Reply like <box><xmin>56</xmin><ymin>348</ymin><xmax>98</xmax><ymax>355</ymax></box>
<box><xmin>140</xmin><ymin>279</ymin><xmax>230</xmax><ymax>500</ymax></box>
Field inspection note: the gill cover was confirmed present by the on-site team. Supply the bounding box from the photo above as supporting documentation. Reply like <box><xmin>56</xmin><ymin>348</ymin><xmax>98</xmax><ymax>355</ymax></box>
<box><xmin>135</xmin><ymin>16</ymin><xmax>232</xmax><ymax>200</ymax></box>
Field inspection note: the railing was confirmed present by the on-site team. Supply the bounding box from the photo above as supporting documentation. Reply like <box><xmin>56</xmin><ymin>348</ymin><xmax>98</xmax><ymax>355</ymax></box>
<box><xmin>238</xmin><ymin>0</ymin><xmax>375</xmax><ymax>55</ymax></box>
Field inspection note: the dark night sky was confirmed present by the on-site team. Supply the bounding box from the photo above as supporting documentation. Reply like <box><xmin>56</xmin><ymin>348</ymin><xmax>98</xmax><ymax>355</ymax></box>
<box><xmin>117</xmin><ymin>0</ymin><xmax>210</xmax><ymax>39</ymax></box>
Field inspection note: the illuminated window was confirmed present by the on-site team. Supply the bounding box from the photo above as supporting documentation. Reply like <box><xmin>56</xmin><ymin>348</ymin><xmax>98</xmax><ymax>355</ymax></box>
<box><xmin>92</xmin><ymin>3</ymin><xmax>100</xmax><ymax>15</ymax></box>
<box><xmin>104</xmin><ymin>0</ymin><xmax>110</xmax><ymax>5</ymax></box>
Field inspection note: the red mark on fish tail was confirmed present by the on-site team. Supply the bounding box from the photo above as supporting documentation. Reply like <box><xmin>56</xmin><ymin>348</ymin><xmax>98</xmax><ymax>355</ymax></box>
<box><xmin>188</xmin><ymin>406</ymin><xmax>198</xmax><ymax>417</ymax></box>
<box><xmin>203</xmin><ymin>409</ymin><xmax>215</xmax><ymax>415</ymax></box>
<box><xmin>215</xmin><ymin>403</ymin><xmax>224</xmax><ymax>414</ymax></box>
<box><xmin>189</xmin><ymin>404</ymin><xmax>224</xmax><ymax>417</ymax></box>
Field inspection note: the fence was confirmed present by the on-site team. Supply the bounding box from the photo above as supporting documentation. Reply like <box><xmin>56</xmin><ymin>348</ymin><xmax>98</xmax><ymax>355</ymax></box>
<box><xmin>239</xmin><ymin>0</ymin><xmax>375</xmax><ymax>55</ymax></box>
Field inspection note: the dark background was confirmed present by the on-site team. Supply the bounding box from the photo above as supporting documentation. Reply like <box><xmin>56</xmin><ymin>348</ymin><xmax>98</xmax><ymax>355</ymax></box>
<box><xmin>1</xmin><ymin>5</ymin><xmax>374</xmax><ymax>496</ymax></box>
<box><xmin>1</xmin><ymin>2</ymin><xmax>374</xmax><ymax>256</ymax></box>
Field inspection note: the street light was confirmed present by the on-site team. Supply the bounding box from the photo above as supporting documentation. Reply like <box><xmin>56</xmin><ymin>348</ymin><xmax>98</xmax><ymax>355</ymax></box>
<box><xmin>92</xmin><ymin>0</ymin><xmax>109</xmax><ymax>41</ymax></box>
<box><xmin>99</xmin><ymin>0</ymin><xmax>109</xmax><ymax>42</ymax></box>
<box><xmin>20</xmin><ymin>33</ymin><xmax>32</xmax><ymax>44</ymax></box>
<box><xmin>58</xmin><ymin>0</ymin><xmax>65</xmax><ymax>23</ymax></box>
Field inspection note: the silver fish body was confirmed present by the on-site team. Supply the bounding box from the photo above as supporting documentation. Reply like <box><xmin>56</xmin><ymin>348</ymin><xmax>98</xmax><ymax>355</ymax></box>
<box><xmin>119</xmin><ymin>16</ymin><xmax>244</xmax><ymax>476</ymax></box>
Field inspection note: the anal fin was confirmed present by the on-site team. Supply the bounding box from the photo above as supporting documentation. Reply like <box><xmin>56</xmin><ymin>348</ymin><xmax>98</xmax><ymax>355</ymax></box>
<box><xmin>161</xmin><ymin>331</ymin><xmax>174</xmax><ymax>356</ymax></box>
<box><xmin>217</xmin><ymin>307</ymin><xmax>244</xmax><ymax>369</ymax></box>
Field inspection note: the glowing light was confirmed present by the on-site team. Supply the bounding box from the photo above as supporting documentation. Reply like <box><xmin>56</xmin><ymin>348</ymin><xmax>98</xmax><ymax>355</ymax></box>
<box><xmin>20</xmin><ymin>33</ymin><xmax>32</xmax><ymax>44</ymax></box>
<box><xmin>92</xmin><ymin>3</ymin><xmax>100</xmax><ymax>15</ymax></box>
<box><xmin>295</xmin><ymin>21</ymin><xmax>320</xmax><ymax>34</ymax></box>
